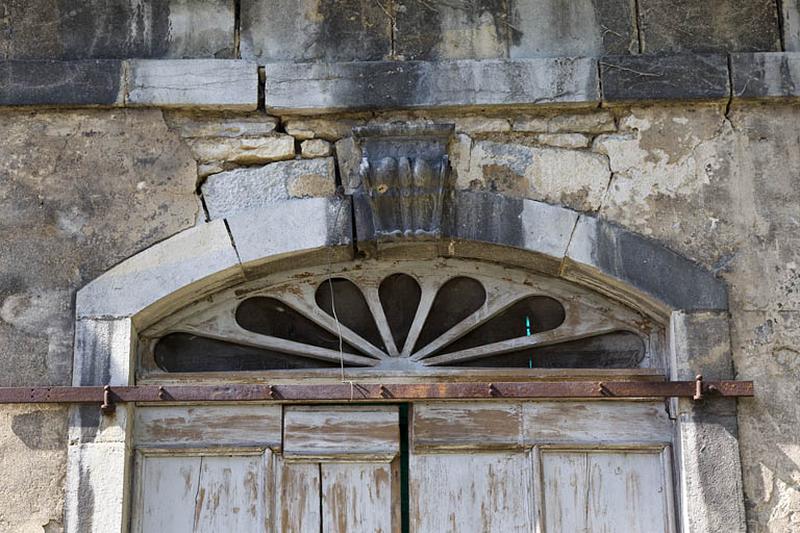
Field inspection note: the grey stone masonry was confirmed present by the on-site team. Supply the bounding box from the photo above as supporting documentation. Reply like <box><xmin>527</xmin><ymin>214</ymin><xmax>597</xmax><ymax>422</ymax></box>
<box><xmin>226</xmin><ymin>198</ymin><xmax>354</xmax><ymax>277</ymax></box>
<box><xmin>264</xmin><ymin>58</ymin><xmax>600</xmax><ymax>114</ymax></box>
<box><xmin>126</xmin><ymin>60</ymin><xmax>258</xmax><ymax>110</ymax></box>
<box><xmin>784</xmin><ymin>0</ymin><xmax>800</xmax><ymax>51</ymax></box>
<box><xmin>202</xmin><ymin>158</ymin><xmax>337</xmax><ymax>220</ymax></box>
<box><xmin>240</xmin><ymin>0</ymin><xmax>391</xmax><ymax>63</ymax></box>
<box><xmin>731</xmin><ymin>53</ymin><xmax>800</xmax><ymax>100</ymax></box>
<box><xmin>3</xmin><ymin>54</ymin><xmax>800</xmax><ymax>109</ymax></box>
<box><xmin>509</xmin><ymin>0</ymin><xmax>638</xmax><ymax>58</ymax></box>
<box><xmin>670</xmin><ymin>311</ymin><xmax>745</xmax><ymax>533</ymax></box>
<box><xmin>0</xmin><ymin>60</ymin><xmax>124</xmax><ymax>106</ymax></box>
<box><xmin>565</xmin><ymin>215</ymin><xmax>728</xmax><ymax>312</ymax></box>
<box><xmin>600</xmin><ymin>54</ymin><xmax>730</xmax><ymax>103</ymax></box>
<box><xmin>0</xmin><ymin>0</ymin><xmax>235</xmax><ymax>60</ymax></box>
<box><xmin>637</xmin><ymin>0</ymin><xmax>780</xmax><ymax>53</ymax></box>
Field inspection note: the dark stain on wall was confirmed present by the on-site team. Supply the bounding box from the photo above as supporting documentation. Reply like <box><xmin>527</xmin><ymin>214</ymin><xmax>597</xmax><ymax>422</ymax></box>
<box><xmin>11</xmin><ymin>409</ymin><xmax>67</xmax><ymax>450</ymax></box>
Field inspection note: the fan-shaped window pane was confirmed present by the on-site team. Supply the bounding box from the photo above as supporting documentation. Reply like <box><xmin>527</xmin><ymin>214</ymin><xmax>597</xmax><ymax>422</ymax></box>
<box><xmin>440</xmin><ymin>296</ymin><xmax>565</xmax><ymax>354</ymax></box>
<box><xmin>316</xmin><ymin>278</ymin><xmax>386</xmax><ymax>351</ymax></box>
<box><xmin>379</xmin><ymin>274</ymin><xmax>421</xmax><ymax>351</ymax></box>
<box><xmin>154</xmin><ymin>333</ymin><xmax>347</xmax><ymax>372</ymax></box>
<box><xmin>413</xmin><ymin>277</ymin><xmax>486</xmax><ymax>351</ymax></box>
<box><xmin>450</xmin><ymin>331</ymin><xmax>645</xmax><ymax>368</ymax></box>
<box><xmin>236</xmin><ymin>296</ymin><xmax>360</xmax><ymax>354</ymax></box>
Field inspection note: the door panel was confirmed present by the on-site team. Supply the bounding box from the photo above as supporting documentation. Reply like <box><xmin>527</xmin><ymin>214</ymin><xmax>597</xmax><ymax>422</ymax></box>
<box><xmin>410</xmin><ymin>453</ymin><xmax>533</xmax><ymax>532</ymax></box>
<box><xmin>274</xmin><ymin>460</ymin><xmax>321</xmax><ymax>533</ymax></box>
<box><xmin>322</xmin><ymin>461</ymin><xmax>400</xmax><ymax>533</ymax></box>
<box><xmin>132</xmin><ymin>452</ymin><xmax>269</xmax><ymax>533</ymax></box>
<box><xmin>540</xmin><ymin>448</ymin><xmax>675</xmax><ymax>533</ymax></box>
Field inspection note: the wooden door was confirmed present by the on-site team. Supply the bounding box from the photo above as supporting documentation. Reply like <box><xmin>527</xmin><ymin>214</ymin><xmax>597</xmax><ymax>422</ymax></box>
<box><xmin>130</xmin><ymin>404</ymin><xmax>401</xmax><ymax>533</ymax></box>
<box><xmin>409</xmin><ymin>401</ymin><xmax>676</xmax><ymax>533</ymax></box>
<box><xmin>130</xmin><ymin>401</ymin><xmax>675</xmax><ymax>532</ymax></box>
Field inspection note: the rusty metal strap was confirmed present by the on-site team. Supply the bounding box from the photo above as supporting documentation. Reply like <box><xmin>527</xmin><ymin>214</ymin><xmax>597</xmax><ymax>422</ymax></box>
<box><xmin>0</xmin><ymin>379</ymin><xmax>754</xmax><ymax>407</ymax></box>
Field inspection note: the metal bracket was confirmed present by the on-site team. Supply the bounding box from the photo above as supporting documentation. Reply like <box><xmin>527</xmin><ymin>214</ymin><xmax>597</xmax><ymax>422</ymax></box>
<box><xmin>99</xmin><ymin>385</ymin><xmax>115</xmax><ymax>415</ymax></box>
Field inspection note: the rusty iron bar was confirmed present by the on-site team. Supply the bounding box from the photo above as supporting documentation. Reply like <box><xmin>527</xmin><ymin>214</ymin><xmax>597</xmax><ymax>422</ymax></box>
<box><xmin>0</xmin><ymin>380</ymin><xmax>754</xmax><ymax>407</ymax></box>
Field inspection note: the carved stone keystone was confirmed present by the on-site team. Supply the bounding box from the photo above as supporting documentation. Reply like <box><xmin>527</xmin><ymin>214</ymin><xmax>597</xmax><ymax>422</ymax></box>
<box><xmin>352</xmin><ymin>123</ymin><xmax>454</xmax><ymax>240</ymax></box>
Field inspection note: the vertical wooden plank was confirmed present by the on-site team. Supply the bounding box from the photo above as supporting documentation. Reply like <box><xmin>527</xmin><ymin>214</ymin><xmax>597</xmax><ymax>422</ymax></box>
<box><xmin>133</xmin><ymin>453</ymin><xmax>266</xmax><ymax>533</ymax></box>
<box><xmin>541</xmin><ymin>452</ymin><xmax>590</xmax><ymax>533</ymax></box>
<box><xmin>410</xmin><ymin>453</ymin><xmax>532</xmax><ymax>532</ymax></box>
<box><xmin>661</xmin><ymin>446</ymin><xmax>678</xmax><ymax>533</ymax></box>
<box><xmin>321</xmin><ymin>461</ymin><xmax>400</xmax><ymax>533</ymax></box>
<box><xmin>530</xmin><ymin>446</ymin><xmax>545</xmax><ymax>533</ymax></box>
<box><xmin>274</xmin><ymin>460</ymin><xmax>321</xmax><ymax>533</ymax></box>
<box><xmin>541</xmin><ymin>449</ymin><xmax>673</xmax><ymax>533</ymax></box>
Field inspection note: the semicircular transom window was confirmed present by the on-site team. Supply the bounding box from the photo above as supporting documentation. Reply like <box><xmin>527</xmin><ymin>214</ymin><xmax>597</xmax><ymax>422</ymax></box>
<box><xmin>143</xmin><ymin>260</ymin><xmax>658</xmax><ymax>375</ymax></box>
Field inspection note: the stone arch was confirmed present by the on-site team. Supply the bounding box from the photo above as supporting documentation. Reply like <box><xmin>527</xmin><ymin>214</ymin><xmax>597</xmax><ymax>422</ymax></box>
<box><xmin>66</xmin><ymin>192</ymin><xmax>740</xmax><ymax>533</ymax></box>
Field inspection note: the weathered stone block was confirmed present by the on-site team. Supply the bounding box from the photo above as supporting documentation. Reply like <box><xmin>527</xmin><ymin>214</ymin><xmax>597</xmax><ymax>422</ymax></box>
<box><xmin>335</xmin><ymin>136</ymin><xmax>363</xmax><ymax>194</ymax></box>
<box><xmin>465</xmin><ymin>140</ymin><xmax>611</xmax><ymax>211</ymax></box>
<box><xmin>284</xmin><ymin>118</ymin><xmax>364</xmax><ymax>141</ymax></box>
<box><xmin>395</xmin><ymin>0</ymin><xmax>511</xmax><ymax>60</ymax></box>
<box><xmin>72</xmin><ymin>319</ymin><xmax>135</xmax><ymax>387</ymax></box>
<box><xmin>0</xmin><ymin>60</ymin><xmax>124</xmax><ymax>106</ymax></box>
<box><xmin>510</xmin><ymin>0</ymin><xmax>638</xmax><ymax>57</ymax></box>
<box><xmin>784</xmin><ymin>0</ymin><xmax>800</xmax><ymax>51</ymax></box>
<box><xmin>637</xmin><ymin>0</ymin><xmax>780</xmax><ymax>53</ymax></box>
<box><xmin>65</xmin><ymin>442</ymin><xmax>129</xmax><ymax>533</ymax></box>
<box><xmin>301</xmin><ymin>139</ymin><xmax>332</xmax><ymax>158</ymax></box>
<box><xmin>670</xmin><ymin>311</ymin><xmax>734</xmax><ymax>382</ymax></box>
<box><xmin>731</xmin><ymin>52</ymin><xmax>800</xmax><ymax>100</ymax></box>
<box><xmin>75</xmin><ymin>220</ymin><xmax>244</xmax><ymax>325</ymax></box>
<box><xmin>676</xmin><ymin>406</ymin><xmax>746</xmax><ymax>533</ymax></box>
<box><xmin>600</xmin><ymin>54</ymin><xmax>730</xmax><ymax>103</ymax></box>
<box><xmin>453</xmin><ymin>116</ymin><xmax>511</xmax><ymax>134</ymax></box>
<box><xmin>513</xmin><ymin>110</ymin><xmax>616</xmax><ymax>133</ymax></box>
<box><xmin>535</xmin><ymin>133</ymin><xmax>591</xmax><ymax>149</ymax></box>
<box><xmin>265</xmin><ymin>58</ymin><xmax>600</xmax><ymax>114</ymax></box>
<box><xmin>188</xmin><ymin>135</ymin><xmax>295</xmax><ymax>165</ymax></box>
<box><xmin>126</xmin><ymin>60</ymin><xmax>258</xmax><ymax>110</ymax></box>
<box><xmin>164</xmin><ymin>112</ymin><xmax>278</xmax><ymax>138</ymax></box>
<box><xmin>0</xmin><ymin>0</ymin><xmax>235</xmax><ymax>60</ymax></box>
<box><xmin>240</xmin><ymin>0</ymin><xmax>392</xmax><ymax>62</ymax></box>
<box><xmin>226</xmin><ymin>198</ymin><xmax>353</xmax><ymax>275</ymax></box>
<box><xmin>565</xmin><ymin>215</ymin><xmax>729</xmax><ymax>312</ymax></box>
<box><xmin>444</xmin><ymin>191</ymin><xmax>580</xmax><ymax>261</ymax></box>
<box><xmin>202</xmin><ymin>158</ymin><xmax>337</xmax><ymax>220</ymax></box>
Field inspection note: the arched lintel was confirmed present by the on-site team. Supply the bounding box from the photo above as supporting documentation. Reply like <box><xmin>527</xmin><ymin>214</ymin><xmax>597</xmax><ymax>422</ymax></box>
<box><xmin>75</xmin><ymin>191</ymin><xmax>727</xmax><ymax>334</ymax></box>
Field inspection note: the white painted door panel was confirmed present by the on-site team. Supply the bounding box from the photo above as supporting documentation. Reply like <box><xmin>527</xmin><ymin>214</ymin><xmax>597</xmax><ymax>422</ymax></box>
<box><xmin>410</xmin><ymin>452</ymin><xmax>533</xmax><ymax>532</ymax></box>
<box><xmin>540</xmin><ymin>449</ymin><xmax>674</xmax><ymax>533</ymax></box>
<box><xmin>132</xmin><ymin>452</ymin><xmax>268</xmax><ymax>533</ymax></box>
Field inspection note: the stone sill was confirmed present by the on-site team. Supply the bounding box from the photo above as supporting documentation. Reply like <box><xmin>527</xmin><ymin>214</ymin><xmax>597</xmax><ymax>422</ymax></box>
<box><xmin>0</xmin><ymin>53</ymin><xmax>797</xmax><ymax>112</ymax></box>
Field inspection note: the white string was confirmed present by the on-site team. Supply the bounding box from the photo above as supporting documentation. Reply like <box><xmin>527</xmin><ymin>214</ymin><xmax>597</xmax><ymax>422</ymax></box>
<box><xmin>326</xmin><ymin>196</ymin><xmax>355</xmax><ymax>399</ymax></box>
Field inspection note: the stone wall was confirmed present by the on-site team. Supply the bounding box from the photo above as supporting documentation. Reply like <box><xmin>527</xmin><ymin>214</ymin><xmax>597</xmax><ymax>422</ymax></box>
<box><xmin>0</xmin><ymin>0</ymin><xmax>789</xmax><ymax>61</ymax></box>
<box><xmin>0</xmin><ymin>1</ymin><xmax>798</xmax><ymax>532</ymax></box>
<box><xmin>1</xmin><ymin>101</ymin><xmax>798</xmax><ymax>531</ymax></box>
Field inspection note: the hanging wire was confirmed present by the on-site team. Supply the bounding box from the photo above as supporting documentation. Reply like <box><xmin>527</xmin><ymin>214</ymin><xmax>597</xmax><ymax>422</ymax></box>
<box><xmin>326</xmin><ymin>194</ymin><xmax>355</xmax><ymax>399</ymax></box>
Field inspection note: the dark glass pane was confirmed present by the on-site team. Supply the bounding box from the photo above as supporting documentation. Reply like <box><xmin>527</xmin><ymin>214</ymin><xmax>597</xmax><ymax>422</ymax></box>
<box><xmin>316</xmin><ymin>278</ymin><xmax>386</xmax><ymax>351</ymax></box>
<box><xmin>413</xmin><ymin>277</ymin><xmax>486</xmax><ymax>351</ymax></box>
<box><xmin>236</xmin><ymin>296</ymin><xmax>359</xmax><ymax>354</ymax></box>
<box><xmin>154</xmin><ymin>333</ymin><xmax>350</xmax><ymax>372</ymax></box>
<box><xmin>379</xmin><ymin>274</ymin><xmax>421</xmax><ymax>350</ymax></box>
<box><xmin>440</xmin><ymin>296</ymin><xmax>565</xmax><ymax>354</ymax></box>
<box><xmin>449</xmin><ymin>331</ymin><xmax>645</xmax><ymax>369</ymax></box>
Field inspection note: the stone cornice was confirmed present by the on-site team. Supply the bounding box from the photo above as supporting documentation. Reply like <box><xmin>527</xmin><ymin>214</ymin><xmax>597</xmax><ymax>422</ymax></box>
<box><xmin>0</xmin><ymin>53</ymin><xmax>798</xmax><ymax>111</ymax></box>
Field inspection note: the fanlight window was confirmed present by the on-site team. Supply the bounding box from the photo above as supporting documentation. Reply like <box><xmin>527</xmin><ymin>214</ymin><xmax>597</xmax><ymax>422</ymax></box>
<box><xmin>141</xmin><ymin>260</ymin><xmax>660</xmax><ymax>375</ymax></box>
